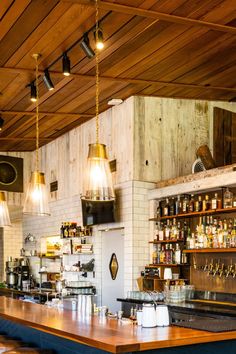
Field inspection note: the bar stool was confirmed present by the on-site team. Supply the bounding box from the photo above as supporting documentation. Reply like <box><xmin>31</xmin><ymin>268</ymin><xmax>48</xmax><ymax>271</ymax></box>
<box><xmin>3</xmin><ymin>349</ymin><xmax>53</xmax><ymax>354</ymax></box>
<box><xmin>0</xmin><ymin>340</ymin><xmax>22</xmax><ymax>354</ymax></box>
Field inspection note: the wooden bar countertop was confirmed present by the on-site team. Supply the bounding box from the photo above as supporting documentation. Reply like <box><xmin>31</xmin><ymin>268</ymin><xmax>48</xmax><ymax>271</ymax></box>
<box><xmin>0</xmin><ymin>297</ymin><xmax>236</xmax><ymax>353</ymax></box>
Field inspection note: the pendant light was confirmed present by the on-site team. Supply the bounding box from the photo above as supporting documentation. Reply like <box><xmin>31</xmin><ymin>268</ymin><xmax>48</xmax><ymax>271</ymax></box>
<box><xmin>82</xmin><ymin>0</ymin><xmax>115</xmax><ymax>201</ymax></box>
<box><xmin>23</xmin><ymin>54</ymin><xmax>50</xmax><ymax>216</ymax></box>
<box><xmin>0</xmin><ymin>192</ymin><xmax>11</xmax><ymax>227</ymax></box>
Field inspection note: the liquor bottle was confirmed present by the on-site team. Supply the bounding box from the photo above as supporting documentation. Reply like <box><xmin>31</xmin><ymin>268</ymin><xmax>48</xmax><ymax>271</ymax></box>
<box><xmin>164</xmin><ymin>220</ymin><xmax>170</xmax><ymax>240</ymax></box>
<box><xmin>198</xmin><ymin>196</ymin><xmax>202</xmax><ymax>212</ymax></box>
<box><xmin>160</xmin><ymin>246</ymin><xmax>166</xmax><ymax>264</ymax></box>
<box><xmin>182</xmin><ymin>194</ymin><xmax>189</xmax><ymax>213</ymax></box>
<box><xmin>175</xmin><ymin>195</ymin><xmax>182</xmax><ymax>215</ymax></box>
<box><xmin>190</xmin><ymin>233</ymin><xmax>196</xmax><ymax>249</ymax></box>
<box><xmin>64</xmin><ymin>222</ymin><xmax>69</xmax><ymax>238</ymax></box>
<box><xmin>156</xmin><ymin>202</ymin><xmax>162</xmax><ymax>219</ymax></box>
<box><xmin>231</xmin><ymin>219</ymin><xmax>236</xmax><ymax>247</ymax></box>
<box><xmin>203</xmin><ymin>195</ymin><xmax>210</xmax><ymax>211</ymax></box>
<box><xmin>165</xmin><ymin>244</ymin><xmax>171</xmax><ymax>264</ymax></box>
<box><xmin>189</xmin><ymin>194</ymin><xmax>195</xmax><ymax>212</ymax></box>
<box><xmin>159</xmin><ymin>222</ymin><xmax>164</xmax><ymax>241</ymax></box>
<box><xmin>217</xmin><ymin>220</ymin><xmax>223</xmax><ymax>248</ymax></box>
<box><xmin>174</xmin><ymin>244</ymin><xmax>181</xmax><ymax>264</ymax></box>
<box><xmin>169</xmin><ymin>197</ymin><xmax>176</xmax><ymax>216</ymax></box>
<box><xmin>156</xmin><ymin>245</ymin><xmax>161</xmax><ymax>264</ymax></box>
<box><xmin>154</xmin><ymin>222</ymin><xmax>160</xmax><ymax>241</ymax></box>
<box><xmin>223</xmin><ymin>188</ymin><xmax>233</xmax><ymax>208</ymax></box>
<box><xmin>186</xmin><ymin>229</ymin><xmax>191</xmax><ymax>249</ymax></box>
<box><xmin>163</xmin><ymin>198</ymin><xmax>170</xmax><ymax>216</ymax></box>
<box><xmin>169</xmin><ymin>244</ymin><xmax>174</xmax><ymax>264</ymax></box>
<box><xmin>211</xmin><ymin>193</ymin><xmax>218</xmax><ymax>209</ymax></box>
<box><xmin>152</xmin><ymin>250</ymin><xmax>157</xmax><ymax>265</ymax></box>
<box><xmin>170</xmin><ymin>218</ymin><xmax>178</xmax><ymax>240</ymax></box>
<box><xmin>60</xmin><ymin>223</ymin><xmax>65</xmax><ymax>238</ymax></box>
<box><xmin>223</xmin><ymin>219</ymin><xmax>228</xmax><ymax>248</ymax></box>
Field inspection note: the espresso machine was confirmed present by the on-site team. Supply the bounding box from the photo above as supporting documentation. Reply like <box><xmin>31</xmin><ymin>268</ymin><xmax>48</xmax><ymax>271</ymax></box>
<box><xmin>5</xmin><ymin>258</ymin><xmax>19</xmax><ymax>289</ymax></box>
<box><xmin>17</xmin><ymin>258</ymin><xmax>30</xmax><ymax>290</ymax></box>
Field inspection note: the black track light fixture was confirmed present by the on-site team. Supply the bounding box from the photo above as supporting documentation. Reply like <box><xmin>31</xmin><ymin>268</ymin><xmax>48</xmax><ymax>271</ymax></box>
<box><xmin>62</xmin><ymin>52</ymin><xmax>71</xmax><ymax>76</ymax></box>
<box><xmin>0</xmin><ymin>116</ymin><xmax>4</xmax><ymax>131</ymax></box>
<box><xmin>94</xmin><ymin>27</ymin><xmax>104</xmax><ymax>50</ymax></box>
<box><xmin>43</xmin><ymin>69</ymin><xmax>54</xmax><ymax>91</ymax></box>
<box><xmin>30</xmin><ymin>82</ymin><xmax>37</xmax><ymax>102</ymax></box>
<box><xmin>80</xmin><ymin>33</ymin><xmax>95</xmax><ymax>59</ymax></box>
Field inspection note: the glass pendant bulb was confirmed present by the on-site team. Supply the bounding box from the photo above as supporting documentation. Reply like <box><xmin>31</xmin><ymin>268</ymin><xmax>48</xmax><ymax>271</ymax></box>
<box><xmin>83</xmin><ymin>143</ymin><xmax>115</xmax><ymax>201</ymax></box>
<box><xmin>23</xmin><ymin>171</ymin><xmax>50</xmax><ymax>216</ymax></box>
<box><xmin>0</xmin><ymin>192</ymin><xmax>11</xmax><ymax>227</ymax></box>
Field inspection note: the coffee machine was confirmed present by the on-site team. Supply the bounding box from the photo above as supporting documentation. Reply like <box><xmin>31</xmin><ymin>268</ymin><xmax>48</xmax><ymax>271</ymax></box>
<box><xmin>17</xmin><ymin>258</ymin><xmax>30</xmax><ymax>290</ymax></box>
<box><xmin>5</xmin><ymin>258</ymin><xmax>19</xmax><ymax>289</ymax></box>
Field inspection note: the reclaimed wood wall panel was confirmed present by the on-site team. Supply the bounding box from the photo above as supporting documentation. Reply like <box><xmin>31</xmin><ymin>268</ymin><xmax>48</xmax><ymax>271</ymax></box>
<box><xmin>133</xmin><ymin>97</ymin><xmax>210</xmax><ymax>182</ymax></box>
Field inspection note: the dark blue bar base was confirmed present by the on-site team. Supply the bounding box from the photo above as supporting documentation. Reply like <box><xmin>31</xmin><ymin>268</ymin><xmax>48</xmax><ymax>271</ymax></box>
<box><xmin>0</xmin><ymin>318</ymin><xmax>236</xmax><ymax>354</ymax></box>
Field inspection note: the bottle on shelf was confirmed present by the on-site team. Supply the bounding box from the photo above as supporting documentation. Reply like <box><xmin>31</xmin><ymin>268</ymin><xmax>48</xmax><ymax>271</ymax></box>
<box><xmin>164</xmin><ymin>220</ymin><xmax>171</xmax><ymax>240</ymax></box>
<box><xmin>202</xmin><ymin>195</ymin><xmax>210</xmax><ymax>211</ymax></box>
<box><xmin>160</xmin><ymin>246</ymin><xmax>166</xmax><ymax>263</ymax></box>
<box><xmin>223</xmin><ymin>188</ymin><xmax>233</xmax><ymax>208</ymax></box>
<box><xmin>169</xmin><ymin>197</ymin><xmax>176</xmax><ymax>216</ymax></box>
<box><xmin>152</xmin><ymin>250</ymin><xmax>157</xmax><ymax>265</ymax></box>
<box><xmin>174</xmin><ymin>244</ymin><xmax>181</xmax><ymax>264</ymax></box>
<box><xmin>190</xmin><ymin>233</ymin><xmax>196</xmax><ymax>249</ymax></box>
<box><xmin>189</xmin><ymin>194</ymin><xmax>195</xmax><ymax>212</ymax></box>
<box><xmin>211</xmin><ymin>193</ymin><xmax>218</xmax><ymax>210</ymax></box>
<box><xmin>175</xmin><ymin>195</ymin><xmax>182</xmax><ymax>215</ymax></box>
<box><xmin>186</xmin><ymin>228</ymin><xmax>191</xmax><ymax>249</ymax></box>
<box><xmin>182</xmin><ymin>194</ymin><xmax>189</xmax><ymax>213</ymax></box>
<box><xmin>159</xmin><ymin>222</ymin><xmax>164</xmax><ymax>241</ymax></box>
<box><xmin>163</xmin><ymin>198</ymin><xmax>170</xmax><ymax>216</ymax></box>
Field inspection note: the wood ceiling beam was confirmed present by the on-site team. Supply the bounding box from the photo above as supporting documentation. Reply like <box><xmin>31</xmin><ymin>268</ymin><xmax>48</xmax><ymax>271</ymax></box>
<box><xmin>61</xmin><ymin>0</ymin><xmax>236</xmax><ymax>34</ymax></box>
<box><xmin>0</xmin><ymin>110</ymin><xmax>94</xmax><ymax>118</ymax></box>
<box><xmin>0</xmin><ymin>137</ymin><xmax>53</xmax><ymax>141</ymax></box>
<box><xmin>1</xmin><ymin>67</ymin><xmax>236</xmax><ymax>94</ymax></box>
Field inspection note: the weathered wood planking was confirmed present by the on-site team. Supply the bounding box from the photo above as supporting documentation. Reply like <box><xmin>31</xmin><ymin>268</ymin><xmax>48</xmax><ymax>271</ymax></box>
<box><xmin>133</xmin><ymin>97</ymin><xmax>210</xmax><ymax>183</ymax></box>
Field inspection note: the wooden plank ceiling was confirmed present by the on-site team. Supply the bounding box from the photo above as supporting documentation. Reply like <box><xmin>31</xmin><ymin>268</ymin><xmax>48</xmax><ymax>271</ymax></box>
<box><xmin>0</xmin><ymin>0</ymin><xmax>236</xmax><ymax>151</ymax></box>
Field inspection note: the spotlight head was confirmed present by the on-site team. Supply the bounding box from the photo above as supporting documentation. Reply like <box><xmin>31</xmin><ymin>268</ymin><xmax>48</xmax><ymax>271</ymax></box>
<box><xmin>30</xmin><ymin>82</ymin><xmax>37</xmax><ymax>102</ymax></box>
<box><xmin>0</xmin><ymin>116</ymin><xmax>4</xmax><ymax>131</ymax></box>
<box><xmin>94</xmin><ymin>28</ymin><xmax>104</xmax><ymax>50</ymax></box>
<box><xmin>80</xmin><ymin>33</ymin><xmax>95</xmax><ymax>59</ymax></box>
<box><xmin>62</xmin><ymin>52</ymin><xmax>71</xmax><ymax>76</ymax></box>
<box><xmin>43</xmin><ymin>69</ymin><xmax>54</xmax><ymax>91</ymax></box>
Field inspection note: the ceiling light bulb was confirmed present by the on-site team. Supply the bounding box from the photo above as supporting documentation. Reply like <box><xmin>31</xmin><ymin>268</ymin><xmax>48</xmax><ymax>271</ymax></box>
<box><xmin>30</xmin><ymin>82</ymin><xmax>37</xmax><ymax>102</ymax></box>
<box><xmin>0</xmin><ymin>116</ymin><xmax>4</xmax><ymax>131</ymax></box>
<box><xmin>62</xmin><ymin>52</ymin><xmax>71</xmax><ymax>76</ymax></box>
<box><xmin>95</xmin><ymin>28</ymin><xmax>104</xmax><ymax>50</ymax></box>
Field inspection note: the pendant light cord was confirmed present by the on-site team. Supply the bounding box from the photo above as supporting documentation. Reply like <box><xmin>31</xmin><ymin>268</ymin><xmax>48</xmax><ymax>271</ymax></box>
<box><xmin>34</xmin><ymin>54</ymin><xmax>40</xmax><ymax>171</ymax></box>
<box><xmin>95</xmin><ymin>0</ymin><xmax>99</xmax><ymax>144</ymax></box>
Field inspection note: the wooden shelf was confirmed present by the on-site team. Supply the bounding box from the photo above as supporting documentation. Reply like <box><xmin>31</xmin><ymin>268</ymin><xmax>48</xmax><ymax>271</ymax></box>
<box><xmin>149</xmin><ymin>239</ymin><xmax>184</xmax><ymax>244</ymax></box>
<box><xmin>144</xmin><ymin>277</ymin><xmax>187</xmax><ymax>281</ymax></box>
<box><xmin>183</xmin><ymin>248</ymin><xmax>236</xmax><ymax>253</ymax></box>
<box><xmin>39</xmin><ymin>272</ymin><xmax>60</xmax><ymax>275</ymax></box>
<box><xmin>147</xmin><ymin>264</ymin><xmax>181</xmax><ymax>268</ymax></box>
<box><xmin>149</xmin><ymin>207</ymin><xmax>236</xmax><ymax>221</ymax></box>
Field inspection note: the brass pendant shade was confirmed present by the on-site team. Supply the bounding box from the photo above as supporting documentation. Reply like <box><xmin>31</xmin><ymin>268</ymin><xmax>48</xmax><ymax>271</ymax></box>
<box><xmin>83</xmin><ymin>143</ymin><xmax>115</xmax><ymax>201</ymax></box>
<box><xmin>23</xmin><ymin>171</ymin><xmax>50</xmax><ymax>216</ymax></box>
<box><xmin>83</xmin><ymin>0</ymin><xmax>115</xmax><ymax>202</ymax></box>
<box><xmin>0</xmin><ymin>191</ymin><xmax>11</xmax><ymax>227</ymax></box>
